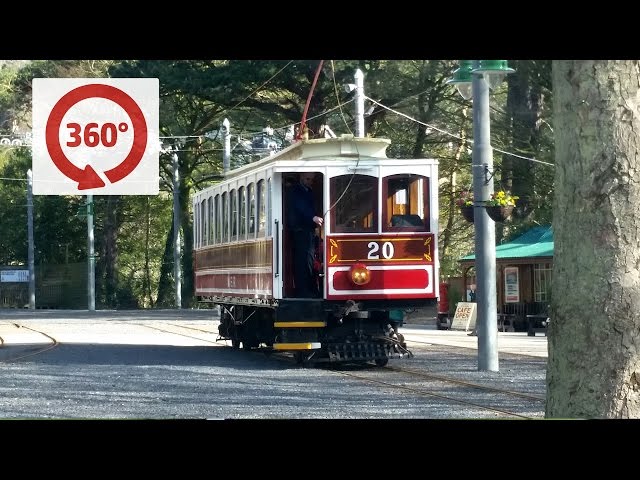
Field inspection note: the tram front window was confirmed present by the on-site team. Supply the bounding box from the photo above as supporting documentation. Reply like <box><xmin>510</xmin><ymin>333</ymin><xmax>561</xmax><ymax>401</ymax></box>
<box><xmin>330</xmin><ymin>174</ymin><xmax>378</xmax><ymax>233</ymax></box>
<box><xmin>383</xmin><ymin>174</ymin><xmax>428</xmax><ymax>232</ymax></box>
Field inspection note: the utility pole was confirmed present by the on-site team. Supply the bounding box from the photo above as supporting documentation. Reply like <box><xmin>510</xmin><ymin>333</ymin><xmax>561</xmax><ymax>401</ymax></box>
<box><xmin>447</xmin><ymin>60</ymin><xmax>514</xmax><ymax>372</ymax></box>
<box><xmin>472</xmin><ymin>63</ymin><xmax>498</xmax><ymax>372</ymax></box>
<box><xmin>27</xmin><ymin>169</ymin><xmax>35</xmax><ymax>309</ymax></box>
<box><xmin>87</xmin><ymin>194</ymin><xmax>95</xmax><ymax>311</ymax></box>
<box><xmin>173</xmin><ymin>150</ymin><xmax>182</xmax><ymax>309</ymax></box>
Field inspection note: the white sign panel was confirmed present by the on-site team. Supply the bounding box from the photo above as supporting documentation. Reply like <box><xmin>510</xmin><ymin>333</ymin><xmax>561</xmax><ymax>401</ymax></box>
<box><xmin>451</xmin><ymin>301</ymin><xmax>477</xmax><ymax>332</ymax></box>
<box><xmin>32</xmin><ymin>78</ymin><xmax>159</xmax><ymax>195</ymax></box>
<box><xmin>504</xmin><ymin>266</ymin><xmax>520</xmax><ymax>303</ymax></box>
<box><xmin>1</xmin><ymin>270</ymin><xmax>29</xmax><ymax>282</ymax></box>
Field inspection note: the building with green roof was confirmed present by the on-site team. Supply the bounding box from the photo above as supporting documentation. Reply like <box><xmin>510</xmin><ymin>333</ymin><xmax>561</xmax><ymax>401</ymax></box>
<box><xmin>458</xmin><ymin>225</ymin><xmax>553</xmax><ymax>330</ymax></box>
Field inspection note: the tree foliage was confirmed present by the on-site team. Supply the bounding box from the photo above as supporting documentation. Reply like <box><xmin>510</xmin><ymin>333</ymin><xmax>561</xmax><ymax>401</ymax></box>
<box><xmin>0</xmin><ymin>59</ymin><xmax>554</xmax><ymax>308</ymax></box>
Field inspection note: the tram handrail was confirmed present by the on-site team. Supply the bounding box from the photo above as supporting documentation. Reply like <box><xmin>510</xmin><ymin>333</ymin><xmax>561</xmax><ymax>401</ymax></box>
<box><xmin>274</xmin><ymin>219</ymin><xmax>279</xmax><ymax>277</ymax></box>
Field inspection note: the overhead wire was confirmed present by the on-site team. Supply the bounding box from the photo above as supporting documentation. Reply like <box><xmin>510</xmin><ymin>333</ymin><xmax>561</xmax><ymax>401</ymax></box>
<box><xmin>330</xmin><ymin>60</ymin><xmax>354</xmax><ymax>135</ymax></box>
<box><xmin>221</xmin><ymin>60</ymin><xmax>294</xmax><ymax>117</ymax></box>
<box><xmin>364</xmin><ymin>96</ymin><xmax>554</xmax><ymax>167</ymax></box>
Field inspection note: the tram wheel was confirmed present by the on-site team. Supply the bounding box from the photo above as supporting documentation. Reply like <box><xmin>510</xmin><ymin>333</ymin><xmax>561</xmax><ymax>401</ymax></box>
<box><xmin>293</xmin><ymin>352</ymin><xmax>306</xmax><ymax>365</ymax></box>
<box><xmin>396</xmin><ymin>333</ymin><xmax>405</xmax><ymax>343</ymax></box>
<box><xmin>374</xmin><ymin>357</ymin><xmax>389</xmax><ymax>367</ymax></box>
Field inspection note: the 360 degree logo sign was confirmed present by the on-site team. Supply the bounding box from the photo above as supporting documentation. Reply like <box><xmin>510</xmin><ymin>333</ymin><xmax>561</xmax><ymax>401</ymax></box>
<box><xmin>32</xmin><ymin>78</ymin><xmax>159</xmax><ymax>195</ymax></box>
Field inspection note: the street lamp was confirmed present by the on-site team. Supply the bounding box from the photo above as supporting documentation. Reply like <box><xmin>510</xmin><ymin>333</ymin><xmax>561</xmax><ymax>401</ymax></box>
<box><xmin>446</xmin><ymin>60</ymin><xmax>473</xmax><ymax>100</ymax></box>
<box><xmin>473</xmin><ymin>60</ymin><xmax>515</xmax><ymax>90</ymax></box>
<box><xmin>448</xmin><ymin>60</ymin><xmax>515</xmax><ymax>372</ymax></box>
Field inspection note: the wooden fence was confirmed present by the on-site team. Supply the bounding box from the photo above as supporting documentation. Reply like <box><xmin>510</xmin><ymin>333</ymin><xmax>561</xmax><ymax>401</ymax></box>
<box><xmin>0</xmin><ymin>263</ymin><xmax>87</xmax><ymax>309</ymax></box>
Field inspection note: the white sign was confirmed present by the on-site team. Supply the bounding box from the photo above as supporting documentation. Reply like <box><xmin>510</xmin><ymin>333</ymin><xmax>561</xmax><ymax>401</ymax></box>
<box><xmin>504</xmin><ymin>266</ymin><xmax>520</xmax><ymax>303</ymax></box>
<box><xmin>32</xmin><ymin>78</ymin><xmax>159</xmax><ymax>195</ymax></box>
<box><xmin>451</xmin><ymin>301</ymin><xmax>477</xmax><ymax>332</ymax></box>
<box><xmin>1</xmin><ymin>270</ymin><xmax>29</xmax><ymax>282</ymax></box>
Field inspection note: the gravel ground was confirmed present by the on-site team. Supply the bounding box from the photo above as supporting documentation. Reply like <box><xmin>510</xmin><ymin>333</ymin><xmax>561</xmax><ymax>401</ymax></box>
<box><xmin>0</xmin><ymin>309</ymin><xmax>547</xmax><ymax>419</ymax></box>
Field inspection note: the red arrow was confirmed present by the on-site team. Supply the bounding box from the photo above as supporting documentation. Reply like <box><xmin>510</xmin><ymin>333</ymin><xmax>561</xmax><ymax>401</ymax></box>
<box><xmin>77</xmin><ymin>165</ymin><xmax>106</xmax><ymax>189</ymax></box>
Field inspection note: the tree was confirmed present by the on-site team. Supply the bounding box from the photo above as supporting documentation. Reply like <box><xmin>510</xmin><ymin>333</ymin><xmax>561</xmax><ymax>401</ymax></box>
<box><xmin>548</xmin><ymin>60</ymin><xmax>640</xmax><ymax>418</ymax></box>
<box><xmin>109</xmin><ymin>60</ymin><xmax>230</xmax><ymax>307</ymax></box>
<box><xmin>0</xmin><ymin>59</ymin><xmax>555</xmax><ymax>307</ymax></box>
<box><xmin>499</xmin><ymin>60</ymin><xmax>554</xmax><ymax>226</ymax></box>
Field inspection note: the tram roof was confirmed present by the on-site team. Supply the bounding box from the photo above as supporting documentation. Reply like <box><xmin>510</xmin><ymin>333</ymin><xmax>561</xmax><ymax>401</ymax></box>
<box><xmin>223</xmin><ymin>135</ymin><xmax>392</xmax><ymax>179</ymax></box>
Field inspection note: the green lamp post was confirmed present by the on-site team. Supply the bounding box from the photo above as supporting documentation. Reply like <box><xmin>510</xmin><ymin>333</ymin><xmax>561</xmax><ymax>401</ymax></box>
<box><xmin>448</xmin><ymin>59</ymin><xmax>515</xmax><ymax>372</ymax></box>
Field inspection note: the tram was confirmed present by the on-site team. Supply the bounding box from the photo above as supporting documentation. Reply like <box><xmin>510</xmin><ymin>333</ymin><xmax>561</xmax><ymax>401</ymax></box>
<box><xmin>192</xmin><ymin>134</ymin><xmax>439</xmax><ymax>366</ymax></box>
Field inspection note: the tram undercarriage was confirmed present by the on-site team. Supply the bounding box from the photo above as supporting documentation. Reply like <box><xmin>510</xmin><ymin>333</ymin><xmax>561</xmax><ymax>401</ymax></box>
<box><xmin>216</xmin><ymin>302</ymin><xmax>412</xmax><ymax>367</ymax></box>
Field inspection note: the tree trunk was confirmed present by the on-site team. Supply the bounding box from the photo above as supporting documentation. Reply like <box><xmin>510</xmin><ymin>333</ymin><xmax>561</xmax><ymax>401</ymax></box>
<box><xmin>179</xmin><ymin>176</ymin><xmax>194</xmax><ymax>308</ymax></box>
<box><xmin>103</xmin><ymin>195</ymin><xmax>119</xmax><ymax>307</ymax></box>
<box><xmin>156</xmin><ymin>221</ymin><xmax>175</xmax><ymax>308</ymax></box>
<box><xmin>548</xmin><ymin>60</ymin><xmax>640</xmax><ymax>418</ymax></box>
<box><xmin>143</xmin><ymin>196</ymin><xmax>154</xmax><ymax>307</ymax></box>
<box><xmin>440</xmin><ymin>107</ymin><xmax>469</xmax><ymax>264</ymax></box>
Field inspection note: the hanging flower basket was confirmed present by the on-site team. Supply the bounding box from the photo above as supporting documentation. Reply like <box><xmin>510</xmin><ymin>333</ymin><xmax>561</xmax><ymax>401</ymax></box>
<box><xmin>486</xmin><ymin>205</ymin><xmax>514</xmax><ymax>222</ymax></box>
<box><xmin>460</xmin><ymin>206</ymin><xmax>474</xmax><ymax>223</ymax></box>
<box><xmin>484</xmin><ymin>190</ymin><xmax>518</xmax><ymax>222</ymax></box>
<box><xmin>455</xmin><ymin>190</ymin><xmax>474</xmax><ymax>223</ymax></box>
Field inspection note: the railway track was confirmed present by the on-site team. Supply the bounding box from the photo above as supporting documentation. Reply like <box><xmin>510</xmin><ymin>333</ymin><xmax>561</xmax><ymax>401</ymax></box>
<box><xmin>0</xmin><ymin>320</ymin><xmax>223</xmax><ymax>363</ymax></box>
<box><xmin>268</xmin><ymin>334</ymin><xmax>546</xmax><ymax>419</ymax></box>
<box><xmin>0</xmin><ymin>322</ymin><xmax>59</xmax><ymax>362</ymax></box>
<box><xmin>269</xmin><ymin>350</ymin><xmax>545</xmax><ymax>419</ymax></box>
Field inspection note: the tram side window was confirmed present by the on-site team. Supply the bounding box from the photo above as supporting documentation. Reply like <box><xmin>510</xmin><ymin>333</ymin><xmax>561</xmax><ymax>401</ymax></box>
<box><xmin>214</xmin><ymin>194</ymin><xmax>221</xmax><ymax>243</ymax></box>
<box><xmin>198</xmin><ymin>201</ymin><xmax>203</xmax><ymax>247</ymax></box>
<box><xmin>248</xmin><ymin>182</ymin><xmax>256</xmax><ymax>236</ymax></box>
<box><xmin>208</xmin><ymin>196</ymin><xmax>214</xmax><ymax>244</ymax></box>
<box><xmin>383</xmin><ymin>174</ymin><xmax>428</xmax><ymax>232</ymax></box>
<box><xmin>257</xmin><ymin>179</ymin><xmax>266</xmax><ymax>236</ymax></box>
<box><xmin>239</xmin><ymin>186</ymin><xmax>246</xmax><ymax>239</ymax></box>
<box><xmin>200</xmin><ymin>200</ymin><xmax>207</xmax><ymax>247</ymax></box>
<box><xmin>266</xmin><ymin>178</ymin><xmax>272</xmax><ymax>236</ymax></box>
<box><xmin>330</xmin><ymin>174</ymin><xmax>377</xmax><ymax>233</ymax></box>
<box><xmin>194</xmin><ymin>200</ymin><xmax>200</xmax><ymax>248</ymax></box>
<box><xmin>222</xmin><ymin>191</ymin><xmax>229</xmax><ymax>243</ymax></box>
<box><xmin>230</xmin><ymin>188</ymin><xmax>238</xmax><ymax>241</ymax></box>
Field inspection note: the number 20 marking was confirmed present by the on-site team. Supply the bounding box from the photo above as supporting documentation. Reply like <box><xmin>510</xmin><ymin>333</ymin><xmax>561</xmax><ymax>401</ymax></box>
<box><xmin>367</xmin><ymin>241</ymin><xmax>395</xmax><ymax>259</ymax></box>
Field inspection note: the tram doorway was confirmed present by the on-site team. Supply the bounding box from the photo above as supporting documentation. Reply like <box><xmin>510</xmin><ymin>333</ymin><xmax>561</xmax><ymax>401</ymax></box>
<box><xmin>282</xmin><ymin>171</ymin><xmax>324</xmax><ymax>298</ymax></box>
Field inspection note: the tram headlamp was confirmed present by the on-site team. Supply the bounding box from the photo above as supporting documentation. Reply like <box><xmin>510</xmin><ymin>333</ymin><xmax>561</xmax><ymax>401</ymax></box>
<box><xmin>349</xmin><ymin>263</ymin><xmax>371</xmax><ymax>286</ymax></box>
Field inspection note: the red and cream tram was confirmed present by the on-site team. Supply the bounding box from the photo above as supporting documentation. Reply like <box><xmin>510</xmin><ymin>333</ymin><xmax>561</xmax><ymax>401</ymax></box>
<box><xmin>192</xmin><ymin>135</ymin><xmax>439</xmax><ymax>365</ymax></box>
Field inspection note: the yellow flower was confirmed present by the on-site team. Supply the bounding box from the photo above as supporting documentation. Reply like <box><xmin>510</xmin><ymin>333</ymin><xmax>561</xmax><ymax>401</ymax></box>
<box><xmin>485</xmin><ymin>190</ymin><xmax>519</xmax><ymax>207</ymax></box>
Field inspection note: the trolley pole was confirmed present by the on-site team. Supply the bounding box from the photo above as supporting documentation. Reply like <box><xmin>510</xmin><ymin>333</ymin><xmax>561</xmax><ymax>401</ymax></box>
<box><xmin>472</xmin><ymin>63</ymin><xmax>498</xmax><ymax>372</ymax></box>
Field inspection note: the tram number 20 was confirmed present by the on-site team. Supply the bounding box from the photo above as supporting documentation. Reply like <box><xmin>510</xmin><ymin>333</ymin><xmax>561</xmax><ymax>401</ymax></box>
<box><xmin>367</xmin><ymin>241</ymin><xmax>395</xmax><ymax>260</ymax></box>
